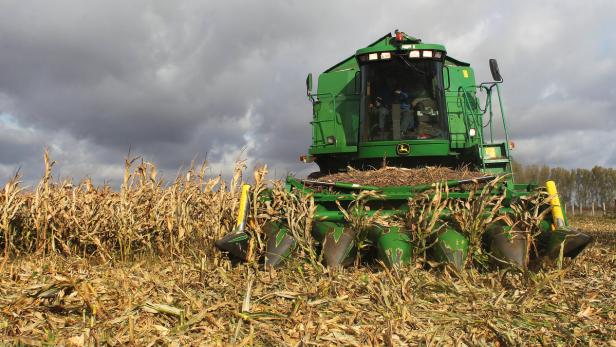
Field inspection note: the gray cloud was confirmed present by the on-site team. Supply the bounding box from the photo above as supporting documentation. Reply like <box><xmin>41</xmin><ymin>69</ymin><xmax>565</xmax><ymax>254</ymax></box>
<box><xmin>0</xmin><ymin>0</ymin><xmax>615</xmax><ymax>185</ymax></box>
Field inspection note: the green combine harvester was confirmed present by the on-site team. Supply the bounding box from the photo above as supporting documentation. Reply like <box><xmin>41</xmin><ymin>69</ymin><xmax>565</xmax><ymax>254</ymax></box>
<box><xmin>216</xmin><ymin>30</ymin><xmax>591</xmax><ymax>269</ymax></box>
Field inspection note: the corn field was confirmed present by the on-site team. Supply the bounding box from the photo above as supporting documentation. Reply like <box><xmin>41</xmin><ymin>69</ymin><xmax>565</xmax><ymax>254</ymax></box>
<box><xmin>0</xmin><ymin>152</ymin><xmax>268</xmax><ymax>264</ymax></box>
<box><xmin>1</xmin><ymin>153</ymin><xmax>615</xmax><ymax>345</ymax></box>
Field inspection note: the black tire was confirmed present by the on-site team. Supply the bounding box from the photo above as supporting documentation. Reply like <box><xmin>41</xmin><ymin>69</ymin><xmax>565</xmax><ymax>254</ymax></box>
<box><xmin>307</xmin><ymin>171</ymin><xmax>326</xmax><ymax>179</ymax></box>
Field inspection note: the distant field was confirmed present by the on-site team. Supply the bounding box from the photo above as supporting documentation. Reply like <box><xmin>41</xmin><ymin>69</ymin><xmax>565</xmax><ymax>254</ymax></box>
<box><xmin>1</xmin><ymin>216</ymin><xmax>614</xmax><ymax>345</ymax></box>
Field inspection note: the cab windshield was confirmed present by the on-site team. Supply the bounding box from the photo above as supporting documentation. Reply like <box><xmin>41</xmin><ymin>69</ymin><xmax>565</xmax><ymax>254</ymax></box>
<box><xmin>359</xmin><ymin>55</ymin><xmax>447</xmax><ymax>142</ymax></box>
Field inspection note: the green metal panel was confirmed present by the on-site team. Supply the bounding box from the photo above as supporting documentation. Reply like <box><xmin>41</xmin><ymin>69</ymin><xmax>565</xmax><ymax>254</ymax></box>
<box><xmin>444</xmin><ymin>65</ymin><xmax>481</xmax><ymax>150</ymax></box>
<box><xmin>358</xmin><ymin>140</ymin><xmax>450</xmax><ymax>158</ymax></box>
<box><xmin>482</xmin><ymin>145</ymin><xmax>504</xmax><ymax>159</ymax></box>
<box><xmin>432</xmin><ymin>228</ymin><xmax>469</xmax><ymax>270</ymax></box>
<box><xmin>376</xmin><ymin>227</ymin><xmax>413</xmax><ymax>267</ymax></box>
<box><xmin>309</xmin><ymin>57</ymin><xmax>360</xmax><ymax>155</ymax></box>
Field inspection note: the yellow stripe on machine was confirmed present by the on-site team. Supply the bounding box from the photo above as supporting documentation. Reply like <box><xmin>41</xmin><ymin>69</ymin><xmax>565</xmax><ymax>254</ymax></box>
<box><xmin>546</xmin><ymin>180</ymin><xmax>565</xmax><ymax>229</ymax></box>
<box><xmin>236</xmin><ymin>184</ymin><xmax>251</xmax><ymax>228</ymax></box>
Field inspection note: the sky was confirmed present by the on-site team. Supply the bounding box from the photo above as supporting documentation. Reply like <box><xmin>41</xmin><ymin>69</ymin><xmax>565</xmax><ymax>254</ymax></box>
<box><xmin>1</xmin><ymin>0</ymin><xmax>615</xmax><ymax>185</ymax></box>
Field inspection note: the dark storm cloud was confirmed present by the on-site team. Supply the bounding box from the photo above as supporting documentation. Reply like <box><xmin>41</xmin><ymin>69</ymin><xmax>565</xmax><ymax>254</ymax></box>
<box><xmin>0</xmin><ymin>0</ymin><xmax>615</xmax><ymax>185</ymax></box>
<box><xmin>0</xmin><ymin>126</ymin><xmax>41</xmax><ymax>165</ymax></box>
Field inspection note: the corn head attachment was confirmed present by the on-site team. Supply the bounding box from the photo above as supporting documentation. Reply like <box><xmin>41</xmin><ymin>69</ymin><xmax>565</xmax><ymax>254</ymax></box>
<box><xmin>215</xmin><ymin>176</ymin><xmax>592</xmax><ymax>270</ymax></box>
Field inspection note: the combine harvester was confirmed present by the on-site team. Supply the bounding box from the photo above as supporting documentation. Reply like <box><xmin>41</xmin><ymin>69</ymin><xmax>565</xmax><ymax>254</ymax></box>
<box><xmin>217</xmin><ymin>30</ymin><xmax>591</xmax><ymax>270</ymax></box>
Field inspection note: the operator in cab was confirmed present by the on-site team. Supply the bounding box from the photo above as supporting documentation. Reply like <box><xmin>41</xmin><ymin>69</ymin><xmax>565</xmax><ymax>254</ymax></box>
<box><xmin>395</xmin><ymin>89</ymin><xmax>414</xmax><ymax>136</ymax></box>
<box><xmin>369</xmin><ymin>77</ymin><xmax>416</xmax><ymax>140</ymax></box>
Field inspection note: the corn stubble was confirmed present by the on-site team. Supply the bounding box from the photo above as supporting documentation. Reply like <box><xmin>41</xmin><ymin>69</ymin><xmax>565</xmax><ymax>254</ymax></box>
<box><xmin>0</xmin><ymin>153</ymin><xmax>614</xmax><ymax>346</ymax></box>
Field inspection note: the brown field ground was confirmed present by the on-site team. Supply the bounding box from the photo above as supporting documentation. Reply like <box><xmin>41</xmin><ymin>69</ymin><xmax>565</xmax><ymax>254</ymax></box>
<box><xmin>0</xmin><ymin>215</ymin><xmax>614</xmax><ymax>346</ymax></box>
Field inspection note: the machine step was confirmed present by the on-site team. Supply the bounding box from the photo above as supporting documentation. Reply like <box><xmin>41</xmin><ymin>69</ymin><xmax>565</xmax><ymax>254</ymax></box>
<box><xmin>483</xmin><ymin>158</ymin><xmax>510</xmax><ymax>164</ymax></box>
<box><xmin>479</xmin><ymin>143</ymin><xmax>511</xmax><ymax>173</ymax></box>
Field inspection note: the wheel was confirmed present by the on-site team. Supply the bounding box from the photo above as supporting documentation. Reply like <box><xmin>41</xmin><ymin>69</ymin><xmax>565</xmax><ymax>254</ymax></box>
<box><xmin>307</xmin><ymin>171</ymin><xmax>326</xmax><ymax>179</ymax></box>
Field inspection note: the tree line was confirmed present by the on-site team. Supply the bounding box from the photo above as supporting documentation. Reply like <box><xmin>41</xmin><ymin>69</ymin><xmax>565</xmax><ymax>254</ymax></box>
<box><xmin>512</xmin><ymin>161</ymin><xmax>616</xmax><ymax>210</ymax></box>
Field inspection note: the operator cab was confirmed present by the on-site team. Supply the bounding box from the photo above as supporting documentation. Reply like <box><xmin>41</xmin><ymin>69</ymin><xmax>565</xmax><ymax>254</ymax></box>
<box><xmin>358</xmin><ymin>51</ymin><xmax>447</xmax><ymax>142</ymax></box>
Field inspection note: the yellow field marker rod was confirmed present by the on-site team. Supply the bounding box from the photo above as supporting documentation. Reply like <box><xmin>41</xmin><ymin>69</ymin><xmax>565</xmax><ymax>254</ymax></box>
<box><xmin>235</xmin><ymin>184</ymin><xmax>251</xmax><ymax>232</ymax></box>
<box><xmin>546</xmin><ymin>180</ymin><xmax>565</xmax><ymax>228</ymax></box>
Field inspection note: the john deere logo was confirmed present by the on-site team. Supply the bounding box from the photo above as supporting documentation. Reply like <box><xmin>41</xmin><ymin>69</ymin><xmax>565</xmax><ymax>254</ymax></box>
<box><xmin>396</xmin><ymin>143</ymin><xmax>410</xmax><ymax>156</ymax></box>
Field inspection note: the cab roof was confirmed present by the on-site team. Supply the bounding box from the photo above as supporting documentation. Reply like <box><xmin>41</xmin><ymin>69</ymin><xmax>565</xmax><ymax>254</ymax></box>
<box><xmin>324</xmin><ymin>31</ymin><xmax>468</xmax><ymax>73</ymax></box>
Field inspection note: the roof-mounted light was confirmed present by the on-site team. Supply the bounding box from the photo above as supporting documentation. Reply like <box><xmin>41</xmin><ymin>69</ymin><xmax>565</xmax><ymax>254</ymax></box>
<box><xmin>380</xmin><ymin>52</ymin><xmax>391</xmax><ymax>60</ymax></box>
<box><xmin>434</xmin><ymin>51</ymin><xmax>442</xmax><ymax>59</ymax></box>
<box><xmin>395</xmin><ymin>30</ymin><xmax>404</xmax><ymax>41</ymax></box>
<box><xmin>409</xmin><ymin>50</ymin><xmax>420</xmax><ymax>58</ymax></box>
<box><xmin>422</xmin><ymin>50</ymin><xmax>433</xmax><ymax>58</ymax></box>
<box><xmin>368</xmin><ymin>53</ymin><xmax>378</xmax><ymax>61</ymax></box>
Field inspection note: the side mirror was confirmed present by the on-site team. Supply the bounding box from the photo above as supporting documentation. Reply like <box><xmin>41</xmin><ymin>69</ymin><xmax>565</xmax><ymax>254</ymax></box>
<box><xmin>489</xmin><ymin>59</ymin><xmax>503</xmax><ymax>82</ymax></box>
<box><xmin>306</xmin><ymin>73</ymin><xmax>313</xmax><ymax>96</ymax></box>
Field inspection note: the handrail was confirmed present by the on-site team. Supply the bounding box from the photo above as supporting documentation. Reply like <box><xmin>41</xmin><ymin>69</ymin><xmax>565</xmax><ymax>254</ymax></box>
<box><xmin>494</xmin><ymin>83</ymin><xmax>511</xmax><ymax>160</ymax></box>
<box><xmin>457</xmin><ymin>87</ymin><xmax>487</xmax><ymax>169</ymax></box>
<box><xmin>309</xmin><ymin>92</ymin><xmax>336</xmax><ymax>147</ymax></box>
<box><xmin>478</xmin><ymin>82</ymin><xmax>510</xmax><ymax>148</ymax></box>
<box><xmin>461</xmin><ymin>82</ymin><xmax>512</xmax><ymax>169</ymax></box>
<box><xmin>455</xmin><ymin>88</ymin><xmax>482</xmax><ymax>134</ymax></box>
